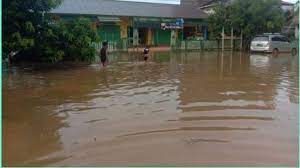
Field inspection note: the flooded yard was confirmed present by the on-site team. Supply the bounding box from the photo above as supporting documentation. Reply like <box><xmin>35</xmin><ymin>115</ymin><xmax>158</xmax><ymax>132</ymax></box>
<box><xmin>3</xmin><ymin>51</ymin><xmax>299</xmax><ymax>166</ymax></box>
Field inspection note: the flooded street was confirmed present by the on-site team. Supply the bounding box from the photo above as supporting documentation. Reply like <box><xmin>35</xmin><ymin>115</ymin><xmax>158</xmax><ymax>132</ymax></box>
<box><xmin>3</xmin><ymin>51</ymin><xmax>298</xmax><ymax>166</ymax></box>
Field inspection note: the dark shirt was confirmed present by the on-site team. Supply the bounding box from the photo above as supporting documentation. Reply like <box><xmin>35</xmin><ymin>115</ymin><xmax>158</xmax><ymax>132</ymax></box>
<box><xmin>100</xmin><ymin>48</ymin><xmax>107</xmax><ymax>62</ymax></box>
<box><xmin>100</xmin><ymin>48</ymin><xmax>107</xmax><ymax>58</ymax></box>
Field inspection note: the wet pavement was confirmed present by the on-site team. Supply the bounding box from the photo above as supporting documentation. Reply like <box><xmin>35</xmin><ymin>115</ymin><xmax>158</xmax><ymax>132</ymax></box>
<box><xmin>3</xmin><ymin>51</ymin><xmax>299</xmax><ymax>166</ymax></box>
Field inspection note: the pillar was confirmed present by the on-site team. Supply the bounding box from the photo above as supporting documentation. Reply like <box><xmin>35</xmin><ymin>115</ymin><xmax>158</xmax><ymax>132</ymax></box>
<box><xmin>147</xmin><ymin>28</ymin><xmax>152</xmax><ymax>46</ymax></box>
<box><xmin>295</xmin><ymin>25</ymin><xmax>298</xmax><ymax>40</ymax></box>
<box><xmin>240</xmin><ymin>29</ymin><xmax>243</xmax><ymax>51</ymax></box>
<box><xmin>170</xmin><ymin>30</ymin><xmax>176</xmax><ymax>47</ymax></box>
<box><xmin>204</xmin><ymin>26</ymin><xmax>208</xmax><ymax>40</ymax></box>
<box><xmin>231</xmin><ymin>27</ymin><xmax>233</xmax><ymax>50</ymax></box>
<box><xmin>120</xmin><ymin>18</ymin><xmax>128</xmax><ymax>50</ymax></box>
<box><xmin>133</xmin><ymin>28</ymin><xmax>139</xmax><ymax>46</ymax></box>
<box><xmin>222</xmin><ymin>26</ymin><xmax>225</xmax><ymax>52</ymax></box>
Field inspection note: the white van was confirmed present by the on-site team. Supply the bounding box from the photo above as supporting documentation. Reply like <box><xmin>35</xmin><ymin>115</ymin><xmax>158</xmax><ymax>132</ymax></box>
<box><xmin>250</xmin><ymin>34</ymin><xmax>297</xmax><ymax>55</ymax></box>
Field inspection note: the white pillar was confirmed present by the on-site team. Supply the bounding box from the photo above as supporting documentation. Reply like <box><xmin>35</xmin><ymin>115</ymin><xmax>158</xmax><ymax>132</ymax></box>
<box><xmin>170</xmin><ymin>30</ymin><xmax>176</xmax><ymax>47</ymax></box>
<box><xmin>295</xmin><ymin>25</ymin><xmax>298</xmax><ymax>40</ymax></box>
<box><xmin>133</xmin><ymin>28</ymin><xmax>139</xmax><ymax>46</ymax></box>
<box><xmin>240</xmin><ymin>29</ymin><xmax>243</xmax><ymax>51</ymax></box>
<box><xmin>231</xmin><ymin>27</ymin><xmax>234</xmax><ymax>50</ymax></box>
<box><xmin>222</xmin><ymin>26</ymin><xmax>225</xmax><ymax>52</ymax></box>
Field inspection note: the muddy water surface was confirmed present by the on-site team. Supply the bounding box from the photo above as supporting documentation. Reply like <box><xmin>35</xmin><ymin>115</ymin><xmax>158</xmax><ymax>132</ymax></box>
<box><xmin>3</xmin><ymin>51</ymin><xmax>298</xmax><ymax>166</ymax></box>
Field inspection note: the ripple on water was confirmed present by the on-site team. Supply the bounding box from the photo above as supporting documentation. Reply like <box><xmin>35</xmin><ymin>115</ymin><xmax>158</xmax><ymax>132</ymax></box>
<box><xmin>3</xmin><ymin>52</ymin><xmax>298</xmax><ymax>166</ymax></box>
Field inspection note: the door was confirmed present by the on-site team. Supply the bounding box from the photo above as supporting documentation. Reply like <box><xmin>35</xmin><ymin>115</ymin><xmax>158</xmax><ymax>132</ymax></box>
<box><xmin>271</xmin><ymin>36</ymin><xmax>282</xmax><ymax>51</ymax></box>
<box><xmin>154</xmin><ymin>29</ymin><xmax>171</xmax><ymax>46</ymax></box>
<box><xmin>138</xmin><ymin>28</ymin><xmax>147</xmax><ymax>45</ymax></box>
<box><xmin>280</xmin><ymin>36</ymin><xmax>291</xmax><ymax>52</ymax></box>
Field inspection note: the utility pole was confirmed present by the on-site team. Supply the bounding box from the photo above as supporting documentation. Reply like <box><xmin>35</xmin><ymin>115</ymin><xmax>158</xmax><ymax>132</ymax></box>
<box><xmin>240</xmin><ymin>29</ymin><xmax>243</xmax><ymax>51</ymax></box>
<box><xmin>231</xmin><ymin>27</ymin><xmax>234</xmax><ymax>50</ymax></box>
<box><xmin>222</xmin><ymin>26</ymin><xmax>225</xmax><ymax>52</ymax></box>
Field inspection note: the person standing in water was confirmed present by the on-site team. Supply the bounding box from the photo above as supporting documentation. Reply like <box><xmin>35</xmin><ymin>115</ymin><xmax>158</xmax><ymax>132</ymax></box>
<box><xmin>99</xmin><ymin>41</ymin><xmax>108</xmax><ymax>68</ymax></box>
<box><xmin>143</xmin><ymin>45</ymin><xmax>150</xmax><ymax>62</ymax></box>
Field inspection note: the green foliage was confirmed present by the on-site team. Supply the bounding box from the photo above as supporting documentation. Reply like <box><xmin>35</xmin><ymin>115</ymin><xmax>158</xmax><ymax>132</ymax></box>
<box><xmin>3</xmin><ymin>0</ymin><xmax>62</xmax><ymax>59</ymax></box>
<box><xmin>36</xmin><ymin>22</ymin><xmax>66</xmax><ymax>62</ymax></box>
<box><xmin>62</xmin><ymin>18</ymin><xmax>100</xmax><ymax>62</ymax></box>
<box><xmin>35</xmin><ymin>17</ymin><xmax>99</xmax><ymax>63</ymax></box>
<box><xmin>208</xmin><ymin>5</ymin><xmax>231</xmax><ymax>39</ymax></box>
<box><xmin>3</xmin><ymin>0</ymin><xmax>99</xmax><ymax>63</ymax></box>
<box><xmin>208</xmin><ymin>0</ymin><xmax>285</xmax><ymax>46</ymax></box>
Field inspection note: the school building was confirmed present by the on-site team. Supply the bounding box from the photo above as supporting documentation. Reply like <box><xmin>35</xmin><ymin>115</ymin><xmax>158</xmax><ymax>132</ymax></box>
<box><xmin>51</xmin><ymin>0</ymin><xmax>209</xmax><ymax>48</ymax></box>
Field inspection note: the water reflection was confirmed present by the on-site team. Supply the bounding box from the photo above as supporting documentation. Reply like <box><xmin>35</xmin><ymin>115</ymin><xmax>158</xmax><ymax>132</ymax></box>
<box><xmin>3</xmin><ymin>51</ymin><xmax>298</xmax><ymax>166</ymax></box>
<box><xmin>3</xmin><ymin>89</ymin><xmax>68</xmax><ymax>165</ymax></box>
<box><xmin>119</xmin><ymin>126</ymin><xmax>256</xmax><ymax>138</ymax></box>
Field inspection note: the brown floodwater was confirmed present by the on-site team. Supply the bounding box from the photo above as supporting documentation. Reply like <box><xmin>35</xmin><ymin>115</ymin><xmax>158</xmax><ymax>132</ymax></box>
<box><xmin>3</xmin><ymin>51</ymin><xmax>299</xmax><ymax>166</ymax></box>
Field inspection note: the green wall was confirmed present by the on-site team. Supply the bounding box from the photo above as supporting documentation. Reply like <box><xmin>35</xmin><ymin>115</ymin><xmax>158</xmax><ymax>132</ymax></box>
<box><xmin>154</xmin><ymin>29</ymin><xmax>171</xmax><ymax>46</ymax></box>
<box><xmin>98</xmin><ymin>25</ymin><xmax>120</xmax><ymax>42</ymax></box>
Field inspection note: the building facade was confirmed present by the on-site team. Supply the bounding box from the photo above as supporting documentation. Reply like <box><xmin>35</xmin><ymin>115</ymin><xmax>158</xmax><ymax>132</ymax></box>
<box><xmin>51</xmin><ymin>0</ymin><xmax>209</xmax><ymax>48</ymax></box>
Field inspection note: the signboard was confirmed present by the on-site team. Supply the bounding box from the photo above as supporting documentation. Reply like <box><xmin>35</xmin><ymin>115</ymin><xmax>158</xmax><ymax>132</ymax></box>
<box><xmin>161</xmin><ymin>23</ymin><xmax>181</xmax><ymax>30</ymax></box>
<box><xmin>176</xmin><ymin>18</ymin><xmax>184</xmax><ymax>27</ymax></box>
<box><xmin>134</xmin><ymin>17</ymin><xmax>161</xmax><ymax>22</ymax></box>
<box><xmin>161</xmin><ymin>18</ymin><xmax>184</xmax><ymax>30</ymax></box>
<box><xmin>97</xmin><ymin>16</ymin><xmax>121</xmax><ymax>22</ymax></box>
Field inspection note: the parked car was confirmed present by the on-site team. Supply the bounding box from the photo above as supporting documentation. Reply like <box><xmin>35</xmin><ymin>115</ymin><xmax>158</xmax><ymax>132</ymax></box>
<box><xmin>250</xmin><ymin>33</ymin><xmax>297</xmax><ymax>55</ymax></box>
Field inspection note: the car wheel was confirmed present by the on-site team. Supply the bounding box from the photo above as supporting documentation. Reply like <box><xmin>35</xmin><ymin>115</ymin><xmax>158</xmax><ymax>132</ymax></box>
<box><xmin>291</xmin><ymin>48</ymin><xmax>297</xmax><ymax>56</ymax></box>
<box><xmin>272</xmin><ymin>48</ymin><xmax>279</xmax><ymax>56</ymax></box>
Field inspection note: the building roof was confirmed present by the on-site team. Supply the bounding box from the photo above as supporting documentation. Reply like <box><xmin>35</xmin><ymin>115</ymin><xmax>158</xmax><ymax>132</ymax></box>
<box><xmin>181</xmin><ymin>0</ymin><xmax>232</xmax><ymax>10</ymax></box>
<box><xmin>182</xmin><ymin>0</ymin><xmax>297</xmax><ymax>8</ymax></box>
<box><xmin>51</xmin><ymin>0</ymin><xmax>208</xmax><ymax>19</ymax></box>
<box><xmin>181</xmin><ymin>0</ymin><xmax>216</xmax><ymax>7</ymax></box>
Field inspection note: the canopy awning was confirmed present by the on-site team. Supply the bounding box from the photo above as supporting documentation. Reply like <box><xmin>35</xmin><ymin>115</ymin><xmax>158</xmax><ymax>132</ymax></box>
<box><xmin>97</xmin><ymin>16</ymin><xmax>121</xmax><ymax>22</ymax></box>
<box><xmin>133</xmin><ymin>17</ymin><xmax>178</xmax><ymax>23</ymax></box>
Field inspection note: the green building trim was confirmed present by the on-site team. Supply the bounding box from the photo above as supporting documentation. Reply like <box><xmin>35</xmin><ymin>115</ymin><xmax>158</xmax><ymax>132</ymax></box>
<box><xmin>51</xmin><ymin>0</ymin><xmax>210</xmax><ymax>48</ymax></box>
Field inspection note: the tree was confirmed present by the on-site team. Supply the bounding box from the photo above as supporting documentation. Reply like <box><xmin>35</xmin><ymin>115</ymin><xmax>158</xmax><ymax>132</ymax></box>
<box><xmin>3</xmin><ymin>0</ymin><xmax>99</xmax><ymax>63</ymax></box>
<box><xmin>207</xmin><ymin>5</ymin><xmax>231</xmax><ymax>40</ymax></box>
<box><xmin>3</xmin><ymin>0</ymin><xmax>62</xmax><ymax>61</ymax></box>
<box><xmin>59</xmin><ymin>17</ymin><xmax>100</xmax><ymax>62</ymax></box>
<box><xmin>208</xmin><ymin>0</ymin><xmax>285</xmax><ymax>48</ymax></box>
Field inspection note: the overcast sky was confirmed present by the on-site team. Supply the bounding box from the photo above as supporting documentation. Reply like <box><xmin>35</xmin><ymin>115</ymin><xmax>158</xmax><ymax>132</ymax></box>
<box><xmin>118</xmin><ymin>0</ymin><xmax>180</xmax><ymax>4</ymax></box>
<box><xmin>119</xmin><ymin>0</ymin><xmax>298</xmax><ymax>4</ymax></box>
<box><xmin>283</xmin><ymin>0</ymin><xmax>298</xmax><ymax>3</ymax></box>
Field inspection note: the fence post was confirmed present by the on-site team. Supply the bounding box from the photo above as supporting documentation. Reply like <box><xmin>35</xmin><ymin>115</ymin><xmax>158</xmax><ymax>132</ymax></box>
<box><xmin>231</xmin><ymin>27</ymin><xmax>234</xmax><ymax>50</ymax></box>
<box><xmin>240</xmin><ymin>29</ymin><xmax>243</xmax><ymax>51</ymax></box>
<box><xmin>199</xmin><ymin>40</ymin><xmax>201</xmax><ymax>50</ymax></box>
<box><xmin>222</xmin><ymin>26</ymin><xmax>225</xmax><ymax>52</ymax></box>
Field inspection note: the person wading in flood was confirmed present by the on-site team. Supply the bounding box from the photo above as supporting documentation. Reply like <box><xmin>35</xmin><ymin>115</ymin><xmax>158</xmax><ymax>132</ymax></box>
<box><xmin>143</xmin><ymin>45</ymin><xmax>150</xmax><ymax>63</ymax></box>
<box><xmin>99</xmin><ymin>41</ymin><xmax>109</xmax><ymax>68</ymax></box>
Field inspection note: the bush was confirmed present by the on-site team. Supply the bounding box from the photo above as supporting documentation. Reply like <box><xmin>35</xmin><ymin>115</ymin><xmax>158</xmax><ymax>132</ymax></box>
<box><xmin>62</xmin><ymin>17</ymin><xmax>99</xmax><ymax>62</ymax></box>
<box><xmin>3</xmin><ymin>0</ymin><xmax>62</xmax><ymax>62</ymax></box>
<box><xmin>36</xmin><ymin>17</ymin><xmax>99</xmax><ymax>63</ymax></box>
<box><xmin>4</xmin><ymin>0</ymin><xmax>99</xmax><ymax>63</ymax></box>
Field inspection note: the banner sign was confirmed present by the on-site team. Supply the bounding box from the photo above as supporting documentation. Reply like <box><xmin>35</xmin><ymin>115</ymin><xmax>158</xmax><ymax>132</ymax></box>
<box><xmin>176</xmin><ymin>18</ymin><xmax>184</xmax><ymax>27</ymax></box>
<box><xmin>161</xmin><ymin>18</ymin><xmax>184</xmax><ymax>30</ymax></box>
<box><xmin>97</xmin><ymin>16</ymin><xmax>121</xmax><ymax>22</ymax></box>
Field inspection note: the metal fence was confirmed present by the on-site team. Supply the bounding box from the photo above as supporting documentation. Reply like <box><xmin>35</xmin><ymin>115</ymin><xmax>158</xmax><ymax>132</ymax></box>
<box><xmin>174</xmin><ymin>39</ymin><xmax>242</xmax><ymax>51</ymax></box>
<box><xmin>92</xmin><ymin>39</ymin><xmax>243</xmax><ymax>54</ymax></box>
<box><xmin>92</xmin><ymin>41</ymin><xmax>119</xmax><ymax>52</ymax></box>
<box><xmin>92</xmin><ymin>38</ymin><xmax>133</xmax><ymax>52</ymax></box>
